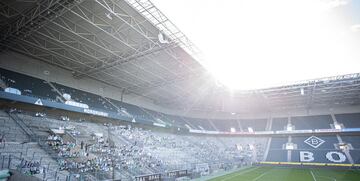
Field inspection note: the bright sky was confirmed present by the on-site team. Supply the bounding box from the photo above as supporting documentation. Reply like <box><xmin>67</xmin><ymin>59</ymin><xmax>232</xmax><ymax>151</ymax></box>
<box><xmin>151</xmin><ymin>0</ymin><xmax>360</xmax><ymax>90</ymax></box>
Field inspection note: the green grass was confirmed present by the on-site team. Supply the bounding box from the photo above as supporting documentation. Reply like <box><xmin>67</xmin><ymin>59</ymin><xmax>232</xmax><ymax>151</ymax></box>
<box><xmin>209</xmin><ymin>166</ymin><xmax>360</xmax><ymax>181</ymax></box>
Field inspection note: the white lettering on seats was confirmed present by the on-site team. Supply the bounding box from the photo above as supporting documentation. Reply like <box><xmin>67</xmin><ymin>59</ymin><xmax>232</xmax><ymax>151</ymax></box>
<box><xmin>300</xmin><ymin>151</ymin><xmax>314</xmax><ymax>162</ymax></box>
<box><xmin>326</xmin><ymin>151</ymin><xmax>346</xmax><ymax>163</ymax></box>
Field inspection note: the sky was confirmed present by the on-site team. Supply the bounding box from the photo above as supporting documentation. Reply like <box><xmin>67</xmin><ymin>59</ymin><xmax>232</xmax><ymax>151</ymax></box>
<box><xmin>151</xmin><ymin>0</ymin><xmax>360</xmax><ymax>90</ymax></box>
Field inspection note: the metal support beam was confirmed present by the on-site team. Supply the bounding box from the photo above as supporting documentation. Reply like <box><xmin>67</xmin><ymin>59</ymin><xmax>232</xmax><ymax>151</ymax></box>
<box><xmin>55</xmin><ymin>2</ymin><xmax>185</xmax><ymax>79</ymax></box>
<box><xmin>124</xmin><ymin>0</ymin><xmax>203</xmax><ymax>66</ymax></box>
<box><xmin>0</xmin><ymin>0</ymin><xmax>84</xmax><ymax>46</ymax></box>
<box><xmin>55</xmin><ymin>2</ymin><xmax>164</xmax><ymax>78</ymax></box>
<box><xmin>0</xmin><ymin>2</ymin><xmax>20</xmax><ymax>18</ymax></box>
<box><xmin>92</xmin><ymin>0</ymin><xmax>195</xmax><ymax>73</ymax></box>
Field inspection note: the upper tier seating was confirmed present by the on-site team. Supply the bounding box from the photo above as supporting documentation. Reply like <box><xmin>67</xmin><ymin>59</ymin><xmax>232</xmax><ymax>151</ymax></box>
<box><xmin>291</xmin><ymin>115</ymin><xmax>333</xmax><ymax>130</ymax></box>
<box><xmin>114</xmin><ymin>100</ymin><xmax>154</xmax><ymax>123</ymax></box>
<box><xmin>185</xmin><ymin>118</ymin><xmax>215</xmax><ymax>131</ymax></box>
<box><xmin>165</xmin><ymin>114</ymin><xmax>191</xmax><ymax>128</ymax></box>
<box><xmin>142</xmin><ymin>108</ymin><xmax>174</xmax><ymax>125</ymax></box>
<box><xmin>3</xmin><ymin>68</ymin><xmax>360</xmax><ymax>133</ymax></box>
<box><xmin>271</xmin><ymin>117</ymin><xmax>288</xmax><ymax>131</ymax></box>
<box><xmin>0</xmin><ymin>68</ymin><xmax>57</xmax><ymax>101</ymax></box>
<box><xmin>211</xmin><ymin>119</ymin><xmax>239</xmax><ymax>132</ymax></box>
<box><xmin>240</xmin><ymin>119</ymin><xmax>267</xmax><ymax>131</ymax></box>
<box><xmin>52</xmin><ymin>82</ymin><xmax>117</xmax><ymax>112</ymax></box>
<box><xmin>335</xmin><ymin>113</ymin><xmax>360</xmax><ymax>128</ymax></box>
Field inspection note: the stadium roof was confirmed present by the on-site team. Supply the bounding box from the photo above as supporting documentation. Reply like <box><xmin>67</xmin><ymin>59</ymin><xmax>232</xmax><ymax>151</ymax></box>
<box><xmin>0</xmin><ymin>0</ymin><xmax>359</xmax><ymax>113</ymax></box>
<box><xmin>0</xmin><ymin>0</ymin><xmax>210</xmax><ymax>104</ymax></box>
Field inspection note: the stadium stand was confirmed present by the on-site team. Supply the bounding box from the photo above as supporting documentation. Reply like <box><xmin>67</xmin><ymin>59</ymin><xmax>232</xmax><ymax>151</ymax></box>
<box><xmin>51</xmin><ymin>82</ymin><xmax>117</xmax><ymax>111</ymax></box>
<box><xmin>0</xmin><ymin>108</ymin><xmax>270</xmax><ymax>180</ymax></box>
<box><xmin>0</xmin><ymin>111</ymin><xmax>29</xmax><ymax>142</ymax></box>
<box><xmin>1</xmin><ymin>0</ymin><xmax>360</xmax><ymax>180</ymax></box>
<box><xmin>291</xmin><ymin>115</ymin><xmax>333</xmax><ymax>130</ymax></box>
<box><xmin>187</xmin><ymin>118</ymin><xmax>215</xmax><ymax>131</ymax></box>
<box><xmin>265</xmin><ymin>134</ymin><xmax>357</xmax><ymax>164</ymax></box>
<box><xmin>0</xmin><ymin>111</ymin><xmax>70</xmax><ymax>180</ymax></box>
<box><xmin>0</xmin><ymin>68</ymin><xmax>57</xmax><ymax>101</ymax></box>
<box><xmin>2</xmin><ymin>68</ymin><xmax>360</xmax><ymax>180</ymax></box>
<box><xmin>271</xmin><ymin>117</ymin><xmax>288</xmax><ymax>131</ymax></box>
<box><xmin>291</xmin><ymin>135</ymin><xmax>338</xmax><ymax>150</ymax></box>
<box><xmin>291</xmin><ymin>149</ymin><xmax>351</xmax><ymax>164</ymax></box>
<box><xmin>164</xmin><ymin>114</ymin><xmax>190</xmax><ymax>128</ymax></box>
<box><xmin>266</xmin><ymin>150</ymin><xmax>288</xmax><ymax>162</ymax></box>
<box><xmin>341</xmin><ymin>135</ymin><xmax>360</xmax><ymax>149</ymax></box>
<box><xmin>269</xmin><ymin>136</ymin><xmax>288</xmax><ymax>150</ymax></box>
<box><xmin>142</xmin><ymin>108</ymin><xmax>172</xmax><ymax>125</ymax></box>
<box><xmin>349</xmin><ymin>150</ymin><xmax>360</xmax><ymax>164</ymax></box>
<box><xmin>1</xmin><ymin>99</ymin><xmax>360</xmax><ymax>180</ymax></box>
<box><xmin>118</xmin><ymin>102</ymin><xmax>150</xmax><ymax>120</ymax></box>
<box><xmin>266</xmin><ymin>136</ymin><xmax>290</xmax><ymax>162</ymax></box>
<box><xmin>335</xmin><ymin>113</ymin><xmax>360</xmax><ymax>128</ymax></box>
<box><xmin>239</xmin><ymin>119</ymin><xmax>267</xmax><ymax>131</ymax></box>
<box><xmin>211</xmin><ymin>119</ymin><xmax>239</xmax><ymax>132</ymax></box>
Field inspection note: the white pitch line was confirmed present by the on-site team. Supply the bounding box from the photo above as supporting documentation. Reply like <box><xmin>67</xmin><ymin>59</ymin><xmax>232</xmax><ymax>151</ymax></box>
<box><xmin>310</xmin><ymin>170</ymin><xmax>318</xmax><ymax>181</ymax></box>
<box><xmin>220</xmin><ymin>167</ymin><xmax>260</xmax><ymax>181</ymax></box>
<box><xmin>317</xmin><ymin>175</ymin><xmax>337</xmax><ymax>181</ymax></box>
<box><xmin>252</xmin><ymin>169</ymin><xmax>270</xmax><ymax>181</ymax></box>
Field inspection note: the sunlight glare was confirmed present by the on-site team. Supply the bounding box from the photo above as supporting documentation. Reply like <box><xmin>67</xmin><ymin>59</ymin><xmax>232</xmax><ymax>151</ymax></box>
<box><xmin>196</xmin><ymin>0</ymin><xmax>358</xmax><ymax>90</ymax></box>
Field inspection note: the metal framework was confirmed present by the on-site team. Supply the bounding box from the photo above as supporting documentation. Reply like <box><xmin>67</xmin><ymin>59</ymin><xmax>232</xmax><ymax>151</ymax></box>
<box><xmin>0</xmin><ymin>0</ymin><xmax>205</xmax><ymax>102</ymax></box>
<box><xmin>0</xmin><ymin>0</ymin><xmax>359</xmax><ymax>113</ymax></box>
<box><xmin>185</xmin><ymin>73</ymin><xmax>360</xmax><ymax>113</ymax></box>
<box><xmin>124</xmin><ymin>0</ymin><xmax>204</xmax><ymax>65</ymax></box>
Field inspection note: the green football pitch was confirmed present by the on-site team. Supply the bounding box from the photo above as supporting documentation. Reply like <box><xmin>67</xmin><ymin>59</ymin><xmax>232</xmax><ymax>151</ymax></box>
<box><xmin>209</xmin><ymin>166</ymin><xmax>360</xmax><ymax>181</ymax></box>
